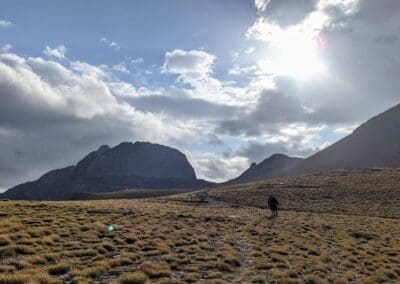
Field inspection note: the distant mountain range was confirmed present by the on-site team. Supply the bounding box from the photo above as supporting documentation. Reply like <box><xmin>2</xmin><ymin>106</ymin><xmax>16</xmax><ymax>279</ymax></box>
<box><xmin>3</xmin><ymin>103</ymin><xmax>400</xmax><ymax>200</ymax></box>
<box><xmin>232</xmin><ymin>103</ymin><xmax>400</xmax><ymax>182</ymax></box>
<box><xmin>1</xmin><ymin>142</ymin><xmax>212</xmax><ymax>200</ymax></box>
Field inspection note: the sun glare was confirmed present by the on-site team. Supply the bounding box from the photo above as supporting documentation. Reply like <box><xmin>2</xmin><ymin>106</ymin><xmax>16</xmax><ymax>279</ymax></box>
<box><xmin>262</xmin><ymin>25</ymin><xmax>328</xmax><ymax>80</ymax></box>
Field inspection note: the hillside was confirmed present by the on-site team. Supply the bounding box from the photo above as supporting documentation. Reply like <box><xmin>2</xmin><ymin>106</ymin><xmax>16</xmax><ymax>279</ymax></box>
<box><xmin>1</xmin><ymin>142</ymin><xmax>211</xmax><ymax>200</ymax></box>
<box><xmin>209</xmin><ymin>168</ymin><xmax>400</xmax><ymax>218</ymax></box>
<box><xmin>228</xmin><ymin>154</ymin><xmax>302</xmax><ymax>184</ymax></box>
<box><xmin>228</xmin><ymin>103</ymin><xmax>400</xmax><ymax>184</ymax></box>
<box><xmin>292</xmin><ymin>103</ymin><xmax>400</xmax><ymax>174</ymax></box>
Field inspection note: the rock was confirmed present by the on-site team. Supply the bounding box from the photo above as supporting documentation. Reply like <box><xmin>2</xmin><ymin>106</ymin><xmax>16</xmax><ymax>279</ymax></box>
<box><xmin>2</xmin><ymin>141</ymin><xmax>210</xmax><ymax>200</ymax></box>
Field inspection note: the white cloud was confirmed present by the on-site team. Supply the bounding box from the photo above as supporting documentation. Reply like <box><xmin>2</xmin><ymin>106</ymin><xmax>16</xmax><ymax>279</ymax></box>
<box><xmin>110</xmin><ymin>42</ymin><xmax>119</xmax><ymax>48</ymax></box>
<box><xmin>0</xmin><ymin>20</ymin><xmax>13</xmax><ymax>28</ymax></box>
<box><xmin>0</xmin><ymin>52</ymin><xmax>196</xmax><ymax>188</ymax></box>
<box><xmin>100</xmin><ymin>37</ymin><xmax>121</xmax><ymax>50</ymax></box>
<box><xmin>318</xmin><ymin>141</ymin><xmax>331</xmax><ymax>150</ymax></box>
<box><xmin>112</xmin><ymin>64</ymin><xmax>130</xmax><ymax>74</ymax></box>
<box><xmin>255</xmin><ymin>0</ymin><xmax>267</xmax><ymax>12</ymax></box>
<box><xmin>334</xmin><ymin>125</ymin><xmax>357</xmax><ymax>135</ymax></box>
<box><xmin>230</xmin><ymin>51</ymin><xmax>239</xmax><ymax>62</ymax></box>
<box><xmin>229</xmin><ymin>64</ymin><xmax>257</xmax><ymax>76</ymax></box>
<box><xmin>131</xmin><ymin>57</ymin><xmax>143</xmax><ymax>64</ymax></box>
<box><xmin>248</xmin><ymin>0</ymin><xmax>359</xmax><ymax>42</ymax></box>
<box><xmin>108</xmin><ymin>82</ymin><xmax>138</xmax><ymax>97</ymax></box>
<box><xmin>43</xmin><ymin>45</ymin><xmax>67</xmax><ymax>60</ymax></box>
<box><xmin>0</xmin><ymin>44</ymin><xmax>12</xmax><ymax>53</ymax></box>
<box><xmin>71</xmin><ymin>61</ymin><xmax>108</xmax><ymax>78</ymax></box>
<box><xmin>162</xmin><ymin>49</ymin><xmax>215</xmax><ymax>80</ymax></box>
<box><xmin>188</xmin><ymin>151</ymin><xmax>249</xmax><ymax>182</ymax></box>
<box><xmin>162</xmin><ymin>49</ymin><xmax>257</xmax><ymax>105</ymax></box>
<box><xmin>244</xmin><ymin>46</ymin><xmax>256</xmax><ymax>54</ymax></box>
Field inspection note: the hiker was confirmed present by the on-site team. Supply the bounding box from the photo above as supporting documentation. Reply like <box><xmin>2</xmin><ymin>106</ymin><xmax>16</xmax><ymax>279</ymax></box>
<box><xmin>267</xmin><ymin>195</ymin><xmax>279</xmax><ymax>218</ymax></box>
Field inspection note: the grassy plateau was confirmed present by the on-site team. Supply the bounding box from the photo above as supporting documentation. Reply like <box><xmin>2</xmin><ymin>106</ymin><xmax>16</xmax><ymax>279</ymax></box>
<box><xmin>0</xmin><ymin>169</ymin><xmax>400</xmax><ymax>283</ymax></box>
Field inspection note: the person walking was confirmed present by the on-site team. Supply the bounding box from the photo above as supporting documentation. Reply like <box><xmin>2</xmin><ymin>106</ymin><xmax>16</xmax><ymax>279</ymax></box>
<box><xmin>267</xmin><ymin>195</ymin><xmax>279</xmax><ymax>218</ymax></box>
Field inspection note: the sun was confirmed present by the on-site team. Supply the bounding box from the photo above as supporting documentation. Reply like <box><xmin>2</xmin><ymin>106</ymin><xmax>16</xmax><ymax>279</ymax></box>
<box><xmin>260</xmin><ymin>25</ymin><xmax>328</xmax><ymax>80</ymax></box>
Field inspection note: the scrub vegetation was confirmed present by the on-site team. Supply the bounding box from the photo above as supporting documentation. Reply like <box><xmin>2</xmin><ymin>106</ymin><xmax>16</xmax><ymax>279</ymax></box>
<box><xmin>0</xmin><ymin>169</ymin><xmax>400</xmax><ymax>283</ymax></box>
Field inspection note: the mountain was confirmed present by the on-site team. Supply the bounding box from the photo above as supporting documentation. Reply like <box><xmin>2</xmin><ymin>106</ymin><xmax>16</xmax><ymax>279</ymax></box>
<box><xmin>228</xmin><ymin>154</ymin><xmax>303</xmax><ymax>184</ymax></box>
<box><xmin>1</xmin><ymin>141</ymin><xmax>211</xmax><ymax>200</ymax></box>
<box><xmin>230</xmin><ymin>103</ymin><xmax>400</xmax><ymax>184</ymax></box>
<box><xmin>291</xmin><ymin>104</ymin><xmax>400</xmax><ymax>174</ymax></box>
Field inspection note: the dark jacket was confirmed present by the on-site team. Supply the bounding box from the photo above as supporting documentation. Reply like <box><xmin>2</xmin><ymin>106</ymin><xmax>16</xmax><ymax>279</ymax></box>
<box><xmin>268</xmin><ymin>196</ymin><xmax>279</xmax><ymax>210</ymax></box>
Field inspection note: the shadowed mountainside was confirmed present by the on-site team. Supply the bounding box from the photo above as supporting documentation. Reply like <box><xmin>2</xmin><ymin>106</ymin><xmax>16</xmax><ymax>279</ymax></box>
<box><xmin>230</xmin><ymin>103</ymin><xmax>400</xmax><ymax>183</ymax></box>
<box><xmin>291</xmin><ymin>103</ymin><xmax>400</xmax><ymax>175</ymax></box>
<box><xmin>1</xmin><ymin>142</ymin><xmax>212</xmax><ymax>200</ymax></box>
<box><xmin>227</xmin><ymin>154</ymin><xmax>302</xmax><ymax>184</ymax></box>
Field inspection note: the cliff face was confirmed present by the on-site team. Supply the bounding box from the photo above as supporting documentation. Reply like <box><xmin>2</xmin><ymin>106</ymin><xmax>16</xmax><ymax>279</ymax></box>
<box><xmin>82</xmin><ymin>142</ymin><xmax>196</xmax><ymax>179</ymax></box>
<box><xmin>2</xmin><ymin>142</ymin><xmax>207</xmax><ymax>200</ymax></box>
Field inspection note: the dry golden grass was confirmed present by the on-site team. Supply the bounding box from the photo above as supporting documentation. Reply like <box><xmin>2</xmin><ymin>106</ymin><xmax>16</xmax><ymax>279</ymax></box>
<box><xmin>209</xmin><ymin>168</ymin><xmax>400</xmax><ymax>218</ymax></box>
<box><xmin>0</xmin><ymin>177</ymin><xmax>399</xmax><ymax>283</ymax></box>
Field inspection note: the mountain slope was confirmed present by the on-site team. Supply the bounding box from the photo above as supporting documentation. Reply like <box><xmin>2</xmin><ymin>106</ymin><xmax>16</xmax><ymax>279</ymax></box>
<box><xmin>2</xmin><ymin>141</ymin><xmax>211</xmax><ymax>200</ymax></box>
<box><xmin>292</xmin><ymin>104</ymin><xmax>400</xmax><ymax>174</ymax></box>
<box><xmin>229</xmin><ymin>154</ymin><xmax>303</xmax><ymax>184</ymax></box>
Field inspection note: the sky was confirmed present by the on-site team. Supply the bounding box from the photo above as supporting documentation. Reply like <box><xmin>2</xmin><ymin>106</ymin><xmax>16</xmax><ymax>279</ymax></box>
<box><xmin>1</xmin><ymin>0</ymin><xmax>400</xmax><ymax>190</ymax></box>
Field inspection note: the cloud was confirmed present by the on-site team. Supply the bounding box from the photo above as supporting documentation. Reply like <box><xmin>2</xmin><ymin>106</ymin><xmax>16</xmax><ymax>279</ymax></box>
<box><xmin>100</xmin><ymin>37</ymin><xmax>121</xmax><ymax>50</ymax></box>
<box><xmin>43</xmin><ymin>45</ymin><xmax>67</xmax><ymax>60</ymax></box>
<box><xmin>237</xmin><ymin>140</ymin><xmax>307</xmax><ymax>163</ymax></box>
<box><xmin>112</xmin><ymin>64</ymin><xmax>130</xmax><ymax>74</ymax></box>
<box><xmin>216</xmin><ymin>88</ymin><xmax>310</xmax><ymax>136</ymax></box>
<box><xmin>0</xmin><ymin>44</ymin><xmax>12</xmax><ymax>53</ymax></box>
<box><xmin>131</xmin><ymin>57</ymin><xmax>143</xmax><ymax>64</ymax></box>
<box><xmin>258</xmin><ymin>0</ymin><xmax>318</xmax><ymax>27</ymax></box>
<box><xmin>0</xmin><ymin>53</ymin><xmax>194</xmax><ymax>188</ymax></box>
<box><xmin>0</xmin><ymin>20</ymin><xmax>13</xmax><ymax>28</ymax></box>
<box><xmin>247</xmin><ymin>0</ymin><xmax>358</xmax><ymax>42</ymax></box>
<box><xmin>162</xmin><ymin>49</ymin><xmax>257</xmax><ymax>105</ymax></box>
<box><xmin>318</xmin><ymin>141</ymin><xmax>331</xmax><ymax>150</ymax></box>
<box><xmin>229</xmin><ymin>64</ymin><xmax>257</xmax><ymax>75</ymax></box>
<box><xmin>230</xmin><ymin>51</ymin><xmax>239</xmax><ymax>62</ymax></box>
<box><xmin>2</xmin><ymin>0</ymin><xmax>400</xmax><ymax>189</ymax></box>
<box><xmin>162</xmin><ymin>49</ymin><xmax>215</xmax><ymax>81</ymax></box>
<box><xmin>241</xmin><ymin>0</ymin><xmax>400</xmax><ymax>128</ymax></box>
<box><xmin>188</xmin><ymin>151</ymin><xmax>249</xmax><ymax>182</ymax></box>
<box><xmin>207</xmin><ymin>134</ymin><xmax>224</xmax><ymax>147</ymax></box>
<box><xmin>235</xmin><ymin>123</ymin><xmax>324</xmax><ymax>163</ymax></box>
<box><xmin>244</xmin><ymin>47</ymin><xmax>256</xmax><ymax>54</ymax></box>
<box><xmin>127</xmin><ymin>94</ymin><xmax>241</xmax><ymax>120</ymax></box>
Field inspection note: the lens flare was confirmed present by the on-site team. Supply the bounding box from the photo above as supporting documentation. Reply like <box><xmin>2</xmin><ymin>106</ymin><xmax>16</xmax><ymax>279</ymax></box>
<box><xmin>314</xmin><ymin>30</ymin><xmax>327</xmax><ymax>51</ymax></box>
